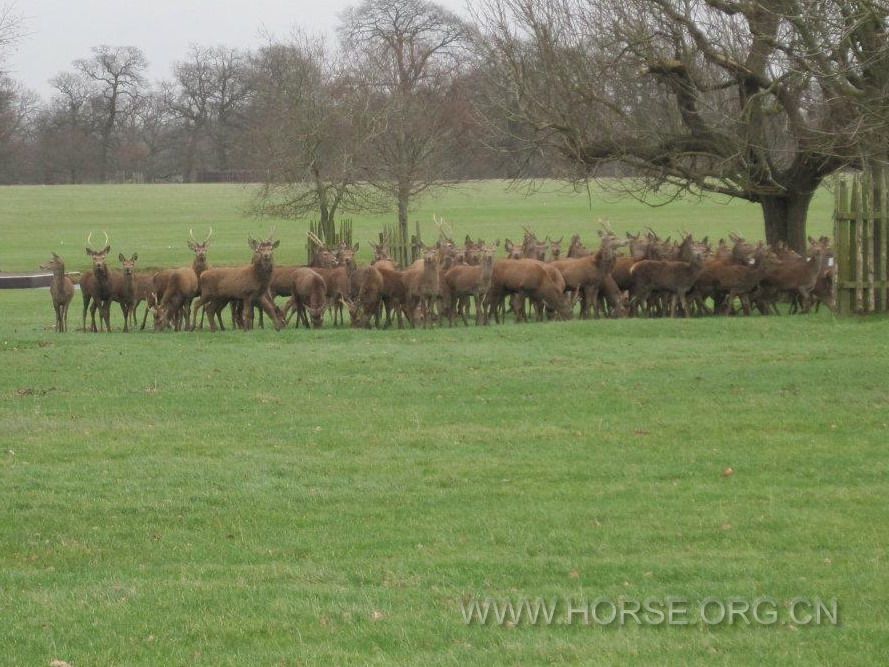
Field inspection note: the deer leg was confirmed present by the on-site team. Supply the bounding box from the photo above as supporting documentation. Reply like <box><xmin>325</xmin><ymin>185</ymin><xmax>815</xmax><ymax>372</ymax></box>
<box><xmin>258</xmin><ymin>294</ymin><xmax>282</xmax><ymax>330</ymax></box>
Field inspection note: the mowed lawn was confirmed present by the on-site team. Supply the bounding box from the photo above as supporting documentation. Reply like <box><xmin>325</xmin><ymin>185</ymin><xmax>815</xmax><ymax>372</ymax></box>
<box><xmin>1</xmin><ymin>183</ymin><xmax>887</xmax><ymax>665</ymax></box>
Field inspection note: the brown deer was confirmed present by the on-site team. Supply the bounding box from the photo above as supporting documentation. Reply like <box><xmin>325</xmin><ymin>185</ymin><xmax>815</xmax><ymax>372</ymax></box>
<box><xmin>551</xmin><ymin>237</ymin><xmax>619</xmax><ymax>319</ymax></box>
<box><xmin>306</xmin><ymin>234</ymin><xmax>351</xmax><ymax>326</ymax></box>
<box><xmin>487</xmin><ymin>259</ymin><xmax>572</xmax><ymax>323</ymax></box>
<box><xmin>110</xmin><ymin>253</ymin><xmax>139</xmax><ymax>332</ymax></box>
<box><xmin>80</xmin><ymin>232</ymin><xmax>113</xmax><ymax>332</ymax></box>
<box><xmin>567</xmin><ymin>234</ymin><xmax>591</xmax><ymax>258</ymax></box>
<box><xmin>402</xmin><ymin>246</ymin><xmax>440</xmax><ymax>328</ymax></box>
<box><xmin>133</xmin><ymin>273</ymin><xmax>158</xmax><ymax>331</ymax></box>
<box><xmin>443</xmin><ymin>241</ymin><xmax>498</xmax><ymax>325</ymax></box>
<box><xmin>372</xmin><ymin>260</ymin><xmax>407</xmax><ymax>329</ymax></box>
<box><xmin>758</xmin><ymin>243</ymin><xmax>826</xmax><ymax>314</ymax></box>
<box><xmin>192</xmin><ymin>232</ymin><xmax>283</xmax><ymax>332</ymax></box>
<box><xmin>345</xmin><ymin>253</ymin><xmax>384</xmax><ymax>328</ymax></box>
<box><xmin>629</xmin><ymin>235</ymin><xmax>705</xmax><ymax>317</ymax></box>
<box><xmin>156</xmin><ymin>229</ymin><xmax>213</xmax><ymax>331</ymax></box>
<box><xmin>40</xmin><ymin>252</ymin><xmax>75</xmax><ymax>332</ymax></box>
<box><xmin>280</xmin><ymin>268</ymin><xmax>327</xmax><ymax>328</ymax></box>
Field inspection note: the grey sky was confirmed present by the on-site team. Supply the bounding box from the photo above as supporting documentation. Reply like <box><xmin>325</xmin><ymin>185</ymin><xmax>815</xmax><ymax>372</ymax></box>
<box><xmin>6</xmin><ymin>0</ymin><xmax>468</xmax><ymax>100</ymax></box>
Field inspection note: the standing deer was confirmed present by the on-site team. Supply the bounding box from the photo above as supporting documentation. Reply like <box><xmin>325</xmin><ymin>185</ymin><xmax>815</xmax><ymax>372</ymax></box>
<box><xmin>402</xmin><ymin>246</ymin><xmax>440</xmax><ymax>328</ymax></box>
<box><xmin>192</xmin><ymin>232</ymin><xmax>283</xmax><ymax>332</ymax></box>
<box><xmin>628</xmin><ymin>235</ymin><xmax>705</xmax><ymax>317</ymax></box>
<box><xmin>40</xmin><ymin>253</ymin><xmax>75</xmax><ymax>332</ymax></box>
<box><xmin>111</xmin><ymin>253</ymin><xmax>139</xmax><ymax>332</ymax></box>
<box><xmin>443</xmin><ymin>241</ymin><xmax>498</xmax><ymax>325</ymax></box>
<box><xmin>487</xmin><ymin>258</ymin><xmax>572</xmax><ymax>323</ymax></box>
<box><xmin>80</xmin><ymin>232</ymin><xmax>112</xmax><ymax>332</ymax></box>
<box><xmin>156</xmin><ymin>229</ymin><xmax>212</xmax><ymax>331</ymax></box>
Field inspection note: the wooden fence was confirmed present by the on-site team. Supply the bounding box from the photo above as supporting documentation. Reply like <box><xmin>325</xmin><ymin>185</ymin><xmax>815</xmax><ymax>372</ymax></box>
<box><xmin>834</xmin><ymin>169</ymin><xmax>889</xmax><ymax>314</ymax></box>
<box><xmin>378</xmin><ymin>221</ymin><xmax>424</xmax><ymax>269</ymax></box>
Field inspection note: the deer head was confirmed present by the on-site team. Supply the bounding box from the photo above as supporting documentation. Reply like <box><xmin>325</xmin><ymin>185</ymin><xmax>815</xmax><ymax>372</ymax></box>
<box><xmin>549</xmin><ymin>237</ymin><xmax>563</xmax><ymax>260</ymax></box>
<box><xmin>503</xmin><ymin>239</ymin><xmax>523</xmax><ymax>260</ymax></box>
<box><xmin>369</xmin><ymin>239</ymin><xmax>391</xmax><ymax>263</ymax></box>
<box><xmin>118</xmin><ymin>252</ymin><xmax>138</xmax><ymax>276</ymax></box>
<box><xmin>85</xmin><ymin>232</ymin><xmax>111</xmax><ymax>277</ymax></box>
<box><xmin>248</xmin><ymin>230</ymin><xmax>280</xmax><ymax>270</ymax></box>
<box><xmin>40</xmin><ymin>252</ymin><xmax>65</xmax><ymax>273</ymax></box>
<box><xmin>188</xmin><ymin>227</ymin><xmax>213</xmax><ymax>263</ymax></box>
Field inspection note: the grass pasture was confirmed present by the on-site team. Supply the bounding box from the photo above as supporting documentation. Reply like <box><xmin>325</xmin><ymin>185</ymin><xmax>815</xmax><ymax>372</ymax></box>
<box><xmin>1</xmin><ymin>182</ymin><xmax>887</xmax><ymax>665</ymax></box>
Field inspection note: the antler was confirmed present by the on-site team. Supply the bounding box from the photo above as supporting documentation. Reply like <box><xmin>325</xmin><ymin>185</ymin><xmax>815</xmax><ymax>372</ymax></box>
<box><xmin>599</xmin><ymin>218</ymin><xmax>615</xmax><ymax>235</ymax></box>
<box><xmin>87</xmin><ymin>231</ymin><xmax>94</xmax><ymax>249</ymax></box>
<box><xmin>205</xmin><ymin>226</ymin><xmax>213</xmax><ymax>243</ymax></box>
<box><xmin>522</xmin><ymin>225</ymin><xmax>536</xmax><ymax>239</ymax></box>
<box><xmin>267</xmin><ymin>226</ymin><xmax>277</xmax><ymax>242</ymax></box>
<box><xmin>306</xmin><ymin>231</ymin><xmax>326</xmax><ymax>248</ymax></box>
<box><xmin>189</xmin><ymin>228</ymin><xmax>198</xmax><ymax>243</ymax></box>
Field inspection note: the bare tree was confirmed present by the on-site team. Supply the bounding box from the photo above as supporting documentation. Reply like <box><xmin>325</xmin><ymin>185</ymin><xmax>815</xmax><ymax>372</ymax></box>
<box><xmin>248</xmin><ymin>35</ymin><xmax>382</xmax><ymax>233</ymax></box>
<box><xmin>167</xmin><ymin>45</ymin><xmax>250</xmax><ymax>181</ymax></box>
<box><xmin>477</xmin><ymin>0</ymin><xmax>889</xmax><ymax>250</ymax></box>
<box><xmin>41</xmin><ymin>72</ymin><xmax>99</xmax><ymax>183</ymax></box>
<box><xmin>339</xmin><ymin>0</ymin><xmax>473</xmax><ymax>244</ymax></box>
<box><xmin>74</xmin><ymin>45</ymin><xmax>148</xmax><ymax>182</ymax></box>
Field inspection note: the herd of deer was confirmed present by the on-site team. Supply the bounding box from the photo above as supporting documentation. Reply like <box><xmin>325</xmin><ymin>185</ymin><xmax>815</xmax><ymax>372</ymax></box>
<box><xmin>38</xmin><ymin>224</ymin><xmax>835</xmax><ymax>333</ymax></box>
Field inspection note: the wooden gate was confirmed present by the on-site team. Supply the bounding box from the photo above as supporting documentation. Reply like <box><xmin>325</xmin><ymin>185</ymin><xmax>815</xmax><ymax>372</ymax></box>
<box><xmin>833</xmin><ymin>169</ymin><xmax>889</xmax><ymax>314</ymax></box>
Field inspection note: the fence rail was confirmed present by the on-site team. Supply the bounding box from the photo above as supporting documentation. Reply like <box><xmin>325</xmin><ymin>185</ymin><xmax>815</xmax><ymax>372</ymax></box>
<box><xmin>833</xmin><ymin>169</ymin><xmax>889</xmax><ymax>314</ymax></box>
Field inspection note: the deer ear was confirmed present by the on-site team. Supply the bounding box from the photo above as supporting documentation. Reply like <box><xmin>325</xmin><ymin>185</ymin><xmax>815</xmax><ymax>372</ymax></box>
<box><xmin>248</xmin><ymin>238</ymin><xmax>258</xmax><ymax>250</ymax></box>
<box><xmin>272</xmin><ymin>240</ymin><xmax>280</xmax><ymax>249</ymax></box>
<box><xmin>132</xmin><ymin>253</ymin><xmax>138</xmax><ymax>261</ymax></box>
<box><xmin>353</xmin><ymin>243</ymin><xmax>359</xmax><ymax>251</ymax></box>
<box><xmin>118</xmin><ymin>253</ymin><xmax>125</xmax><ymax>262</ymax></box>
<box><xmin>187</xmin><ymin>241</ymin><xmax>196</xmax><ymax>251</ymax></box>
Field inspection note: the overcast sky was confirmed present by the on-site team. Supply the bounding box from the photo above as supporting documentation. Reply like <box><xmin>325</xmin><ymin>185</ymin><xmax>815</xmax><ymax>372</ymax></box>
<box><xmin>5</xmin><ymin>0</ymin><xmax>469</xmax><ymax>100</ymax></box>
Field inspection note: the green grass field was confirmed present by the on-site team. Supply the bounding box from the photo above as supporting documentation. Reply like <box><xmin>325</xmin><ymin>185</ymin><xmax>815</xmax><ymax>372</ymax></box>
<box><xmin>1</xmin><ymin>183</ymin><xmax>886</xmax><ymax>666</ymax></box>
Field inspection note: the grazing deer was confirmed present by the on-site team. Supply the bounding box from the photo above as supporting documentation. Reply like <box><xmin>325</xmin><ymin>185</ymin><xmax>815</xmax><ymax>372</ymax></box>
<box><xmin>343</xmin><ymin>250</ymin><xmax>384</xmax><ymax>328</ymax></box>
<box><xmin>132</xmin><ymin>272</ymin><xmax>157</xmax><ymax>330</ymax></box>
<box><xmin>80</xmin><ymin>232</ymin><xmax>112</xmax><ymax>332</ymax></box>
<box><xmin>629</xmin><ymin>235</ymin><xmax>705</xmax><ymax>317</ymax></box>
<box><xmin>40</xmin><ymin>252</ymin><xmax>75</xmax><ymax>332</ymax></box>
<box><xmin>193</xmin><ymin>232</ymin><xmax>283</xmax><ymax>332</ymax></box>
<box><xmin>284</xmin><ymin>268</ymin><xmax>327</xmax><ymax>328</ymax></box>
<box><xmin>443</xmin><ymin>241</ymin><xmax>498</xmax><ymax>325</ymax></box>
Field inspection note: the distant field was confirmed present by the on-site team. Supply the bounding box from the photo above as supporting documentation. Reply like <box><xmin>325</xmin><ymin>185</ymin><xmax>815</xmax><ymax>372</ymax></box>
<box><xmin>1</xmin><ymin>182</ymin><xmax>886</xmax><ymax>666</ymax></box>
<box><xmin>0</xmin><ymin>180</ymin><xmax>834</xmax><ymax>273</ymax></box>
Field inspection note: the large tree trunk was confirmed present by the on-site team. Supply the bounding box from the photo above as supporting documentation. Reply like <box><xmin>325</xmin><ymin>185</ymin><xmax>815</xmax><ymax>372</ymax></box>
<box><xmin>397</xmin><ymin>178</ymin><xmax>411</xmax><ymax>264</ymax></box>
<box><xmin>760</xmin><ymin>189</ymin><xmax>815</xmax><ymax>253</ymax></box>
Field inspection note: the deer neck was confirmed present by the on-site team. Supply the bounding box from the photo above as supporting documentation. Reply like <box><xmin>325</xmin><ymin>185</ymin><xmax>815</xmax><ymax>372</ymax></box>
<box><xmin>252</xmin><ymin>257</ymin><xmax>274</xmax><ymax>290</ymax></box>
<box><xmin>51</xmin><ymin>263</ymin><xmax>66</xmax><ymax>284</ymax></box>
<box><xmin>193</xmin><ymin>255</ymin><xmax>208</xmax><ymax>276</ymax></box>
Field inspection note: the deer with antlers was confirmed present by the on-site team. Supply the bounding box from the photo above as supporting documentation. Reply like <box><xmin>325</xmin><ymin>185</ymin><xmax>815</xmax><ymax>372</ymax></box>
<box><xmin>192</xmin><ymin>231</ymin><xmax>282</xmax><ymax>332</ymax></box>
<box><xmin>80</xmin><ymin>232</ymin><xmax>113</xmax><ymax>332</ymax></box>
<box><xmin>155</xmin><ymin>228</ymin><xmax>213</xmax><ymax>331</ymax></box>
<box><xmin>40</xmin><ymin>252</ymin><xmax>75</xmax><ymax>332</ymax></box>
